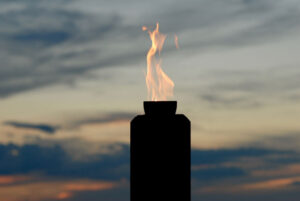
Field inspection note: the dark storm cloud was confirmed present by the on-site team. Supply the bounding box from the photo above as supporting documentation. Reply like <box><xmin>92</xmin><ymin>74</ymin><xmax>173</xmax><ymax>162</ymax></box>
<box><xmin>4</xmin><ymin>121</ymin><xmax>58</xmax><ymax>134</ymax></box>
<box><xmin>0</xmin><ymin>0</ymin><xmax>300</xmax><ymax>98</ymax></box>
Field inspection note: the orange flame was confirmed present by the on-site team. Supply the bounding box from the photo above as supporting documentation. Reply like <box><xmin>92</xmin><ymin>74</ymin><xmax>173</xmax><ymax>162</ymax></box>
<box><xmin>143</xmin><ymin>23</ymin><xmax>174</xmax><ymax>101</ymax></box>
<box><xmin>174</xmin><ymin>34</ymin><xmax>179</xmax><ymax>49</ymax></box>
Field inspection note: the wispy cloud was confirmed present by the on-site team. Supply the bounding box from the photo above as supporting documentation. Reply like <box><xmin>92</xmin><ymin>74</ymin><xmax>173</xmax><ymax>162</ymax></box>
<box><xmin>0</xmin><ymin>141</ymin><xmax>299</xmax><ymax>200</ymax></box>
<box><xmin>192</xmin><ymin>148</ymin><xmax>278</xmax><ymax>165</ymax></box>
<box><xmin>193</xmin><ymin>166</ymin><xmax>245</xmax><ymax>180</ymax></box>
<box><xmin>0</xmin><ymin>177</ymin><xmax>119</xmax><ymax>201</ymax></box>
<box><xmin>4</xmin><ymin>121</ymin><xmax>59</xmax><ymax>134</ymax></box>
<box><xmin>0</xmin><ymin>142</ymin><xmax>298</xmax><ymax>183</ymax></box>
<box><xmin>200</xmin><ymin>93</ymin><xmax>262</xmax><ymax>108</ymax></box>
<box><xmin>196</xmin><ymin>176</ymin><xmax>300</xmax><ymax>194</ymax></box>
<box><xmin>73</xmin><ymin>112</ymin><xmax>135</xmax><ymax>127</ymax></box>
<box><xmin>0</xmin><ymin>175</ymin><xmax>30</xmax><ymax>185</ymax></box>
<box><xmin>0</xmin><ymin>0</ymin><xmax>299</xmax><ymax>98</ymax></box>
<box><xmin>0</xmin><ymin>143</ymin><xmax>129</xmax><ymax>180</ymax></box>
<box><xmin>292</xmin><ymin>181</ymin><xmax>300</xmax><ymax>186</ymax></box>
<box><xmin>0</xmin><ymin>2</ymin><xmax>129</xmax><ymax>98</ymax></box>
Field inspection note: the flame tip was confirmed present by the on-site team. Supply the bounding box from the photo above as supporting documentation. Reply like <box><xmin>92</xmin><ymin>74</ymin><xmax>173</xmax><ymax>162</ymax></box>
<box><xmin>142</xmin><ymin>26</ymin><xmax>147</xmax><ymax>31</ymax></box>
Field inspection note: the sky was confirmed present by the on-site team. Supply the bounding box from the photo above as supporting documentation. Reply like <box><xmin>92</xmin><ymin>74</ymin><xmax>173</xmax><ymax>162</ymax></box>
<box><xmin>0</xmin><ymin>0</ymin><xmax>300</xmax><ymax>200</ymax></box>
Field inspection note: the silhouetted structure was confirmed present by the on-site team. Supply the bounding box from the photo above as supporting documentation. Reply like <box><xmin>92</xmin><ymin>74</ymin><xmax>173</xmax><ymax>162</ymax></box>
<box><xmin>131</xmin><ymin>101</ymin><xmax>191</xmax><ymax>201</ymax></box>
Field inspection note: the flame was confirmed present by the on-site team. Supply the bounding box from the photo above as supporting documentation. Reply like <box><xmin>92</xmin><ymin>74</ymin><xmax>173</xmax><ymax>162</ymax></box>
<box><xmin>143</xmin><ymin>23</ymin><xmax>174</xmax><ymax>101</ymax></box>
<box><xmin>174</xmin><ymin>34</ymin><xmax>179</xmax><ymax>49</ymax></box>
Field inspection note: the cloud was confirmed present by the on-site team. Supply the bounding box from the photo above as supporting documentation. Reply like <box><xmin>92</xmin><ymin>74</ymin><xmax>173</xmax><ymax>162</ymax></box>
<box><xmin>196</xmin><ymin>176</ymin><xmax>300</xmax><ymax>195</ymax></box>
<box><xmin>251</xmin><ymin>164</ymin><xmax>300</xmax><ymax>178</ymax></box>
<box><xmin>156</xmin><ymin>0</ymin><xmax>300</xmax><ymax>53</ymax></box>
<box><xmin>192</xmin><ymin>166</ymin><xmax>245</xmax><ymax>180</ymax></box>
<box><xmin>191</xmin><ymin>148</ymin><xmax>276</xmax><ymax>165</ymax></box>
<box><xmin>0</xmin><ymin>142</ymin><xmax>299</xmax><ymax>200</ymax></box>
<box><xmin>4</xmin><ymin>121</ymin><xmax>58</xmax><ymax>134</ymax></box>
<box><xmin>292</xmin><ymin>181</ymin><xmax>300</xmax><ymax>186</ymax></box>
<box><xmin>245</xmin><ymin>132</ymin><xmax>300</xmax><ymax>153</ymax></box>
<box><xmin>191</xmin><ymin>147</ymin><xmax>298</xmax><ymax>182</ymax></box>
<box><xmin>211</xmin><ymin>66</ymin><xmax>300</xmax><ymax>93</ymax></box>
<box><xmin>0</xmin><ymin>3</ymin><xmax>131</xmax><ymax>98</ymax></box>
<box><xmin>197</xmin><ymin>65</ymin><xmax>300</xmax><ymax>109</ymax></box>
<box><xmin>0</xmin><ymin>177</ymin><xmax>119</xmax><ymax>201</ymax></box>
<box><xmin>0</xmin><ymin>0</ymin><xmax>299</xmax><ymax>98</ymax></box>
<box><xmin>0</xmin><ymin>175</ymin><xmax>30</xmax><ymax>185</ymax></box>
<box><xmin>12</xmin><ymin>31</ymin><xmax>71</xmax><ymax>45</ymax></box>
<box><xmin>73</xmin><ymin>112</ymin><xmax>135</xmax><ymax>127</ymax></box>
<box><xmin>69</xmin><ymin>187</ymin><xmax>129</xmax><ymax>201</ymax></box>
<box><xmin>241</xmin><ymin>176</ymin><xmax>300</xmax><ymax>191</ymax></box>
<box><xmin>0</xmin><ymin>143</ymin><xmax>129</xmax><ymax>180</ymax></box>
<box><xmin>0</xmin><ymin>141</ymin><xmax>297</xmax><ymax>183</ymax></box>
<box><xmin>200</xmin><ymin>93</ymin><xmax>262</xmax><ymax>109</ymax></box>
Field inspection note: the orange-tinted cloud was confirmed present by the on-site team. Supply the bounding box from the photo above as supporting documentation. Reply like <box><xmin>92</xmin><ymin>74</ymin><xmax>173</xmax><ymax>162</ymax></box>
<box><xmin>196</xmin><ymin>176</ymin><xmax>300</xmax><ymax>194</ymax></box>
<box><xmin>0</xmin><ymin>175</ymin><xmax>31</xmax><ymax>185</ymax></box>
<box><xmin>55</xmin><ymin>180</ymin><xmax>118</xmax><ymax>200</ymax></box>
<box><xmin>64</xmin><ymin>181</ymin><xmax>116</xmax><ymax>191</ymax></box>
<box><xmin>57</xmin><ymin>192</ymin><xmax>72</xmax><ymax>200</ymax></box>
<box><xmin>242</xmin><ymin>177</ymin><xmax>300</xmax><ymax>191</ymax></box>
<box><xmin>0</xmin><ymin>177</ymin><xmax>120</xmax><ymax>201</ymax></box>
<box><xmin>252</xmin><ymin>163</ymin><xmax>300</xmax><ymax>177</ymax></box>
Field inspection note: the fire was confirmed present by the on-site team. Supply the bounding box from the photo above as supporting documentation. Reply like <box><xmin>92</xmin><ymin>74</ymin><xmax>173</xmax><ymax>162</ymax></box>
<box><xmin>143</xmin><ymin>23</ymin><xmax>175</xmax><ymax>101</ymax></box>
<box><xmin>174</xmin><ymin>34</ymin><xmax>179</xmax><ymax>49</ymax></box>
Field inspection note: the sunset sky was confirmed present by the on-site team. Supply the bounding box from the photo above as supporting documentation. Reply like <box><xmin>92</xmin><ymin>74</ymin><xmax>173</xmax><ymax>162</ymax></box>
<box><xmin>0</xmin><ymin>0</ymin><xmax>300</xmax><ymax>200</ymax></box>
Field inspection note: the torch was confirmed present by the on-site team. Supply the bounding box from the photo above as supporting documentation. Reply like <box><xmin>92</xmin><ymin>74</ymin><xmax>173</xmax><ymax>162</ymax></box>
<box><xmin>130</xmin><ymin>23</ymin><xmax>191</xmax><ymax>201</ymax></box>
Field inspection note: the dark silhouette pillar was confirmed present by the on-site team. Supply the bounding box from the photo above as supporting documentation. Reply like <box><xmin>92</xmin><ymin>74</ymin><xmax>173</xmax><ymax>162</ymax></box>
<box><xmin>130</xmin><ymin>101</ymin><xmax>191</xmax><ymax>201</ymax></box>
